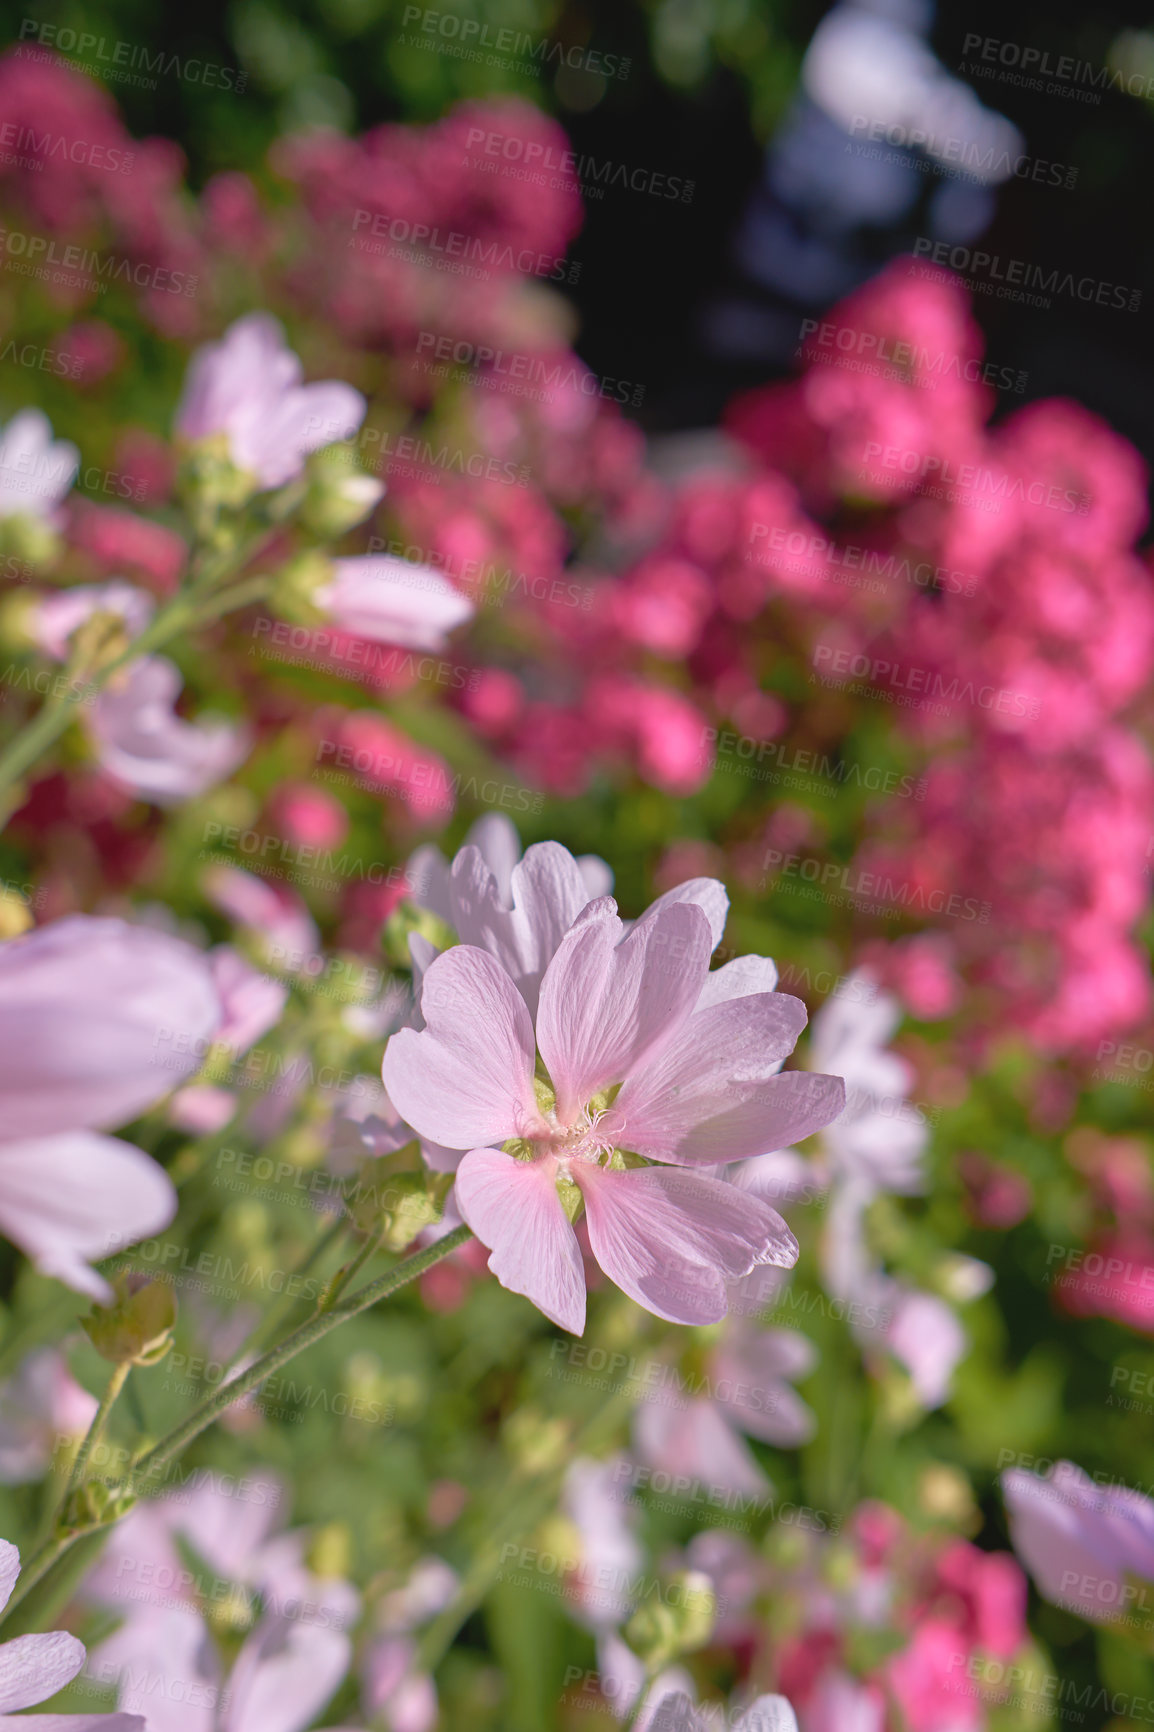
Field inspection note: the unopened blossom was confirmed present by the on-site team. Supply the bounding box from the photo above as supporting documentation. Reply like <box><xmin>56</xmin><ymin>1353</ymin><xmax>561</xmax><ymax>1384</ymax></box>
<box><xmin>384</xmin><ymin>892</ymin><xmax>844</xmax><ymax>1334</ymax></box>
<box><xmin>0</xmin><ymin>408</ymin><xmax>78</xmax><ymax>521</ymax></box>
<box><xmin>89</xmin><ymin>656</ymin><xmax>250</xmax><ymax>804</ymax></box>
<box><xmin>314</xmin><ymin>555</ymin><xmax>474</xmax><ymax>650</ymax></box>
<box><xmin>1003</xmin><ymin>1460</ymin><xmax>1154</xmax><ymax>1622</ymax></box>
<box><xmin>0</xmin><ymin>1348</ymin><xmax>98</xmax><ymax>1484</ymax></box>
<box><xmin>0</xmin><ymin>1537</ymin><xmax>143</xmax><ymax>1729</ymax></box>
<box><xmin>175</xmin><ymin>311</ymin><xmax>366</xmax><ymax>489</ymax></box>
<box><xmin>0</xmin><ymin>915</ymin><xmax>219</xmax><ymax>1295</ymax></box>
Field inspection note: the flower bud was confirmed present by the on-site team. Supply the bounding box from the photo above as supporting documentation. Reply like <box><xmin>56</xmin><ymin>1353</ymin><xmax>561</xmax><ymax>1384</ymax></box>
<box><xmin>177</xmin><ymin>433</ymin><xmax>258</xmax><ymax>511</ymax></box>
<box><xmin>0</xmin><ymin>886</ymin><xmax>34</xmax><ymax>939</ymax></box>
<box><xmin>301</xmin><ymin>450</ymin><xmax>385</xmax><ymax>538</ymax></box>
<box><xmin>269</xmin><ymin>551</ymin><xmax>333</xmax><ymax>628</ymax></box>
<box><xmin>0</xmin><ymin>513</ymin><xmax>60</xmax><ymax>566</ymax></box>
<box><xmin>624</xmin><ymin>1569</ymin><xmax>716</xmax><ymax>1669</ymax></box>
<box><xmin>81</xmin><ymin>1272</ymin><xmax>176</xmax><ymax>1366</ymax></box>
<box><xmin>382</xmin><ymin>900</ymin><xmax>455</xmax><ymax>970</ymax></box>
<box><xmin>347</xmin><ymin>1148</ymin><xmax>451</xmax><ymax>1251</ymax></box>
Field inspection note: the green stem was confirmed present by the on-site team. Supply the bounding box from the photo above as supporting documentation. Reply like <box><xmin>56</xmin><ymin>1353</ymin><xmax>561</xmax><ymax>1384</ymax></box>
<box><xmin>61</xmin><ymin>1362</ymin><xmax>129</xmax><ymax>1507</ymax></box>
<box><xmin>319</xmin><ymin>1227</ymin><xmax>384</xmax><ymax>1313</ymax></box>
<box><xmin>0</xmin><ymin>1227</ymin><xmax>473</xmax><ymax>1634</ymax></box>
<box><xmin>126</xmin><ymin>1225</ymin><xmax>472</xmax><ymax>1494</ymax></box>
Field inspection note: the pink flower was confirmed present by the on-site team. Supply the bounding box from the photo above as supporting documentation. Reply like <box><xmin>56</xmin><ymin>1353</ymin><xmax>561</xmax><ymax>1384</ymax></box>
<box><xmin>635</xmin><ymin>1324</ymin><xmax>817</xmax><ymax>1494</ymax></box>
<box><xmin>413</xmin><ymin>827</ymin><xmax>613</xmax><ymax>1014</ymax></box>
<box><xmin>30</xmin><ymin>582</ymin><xmax>154</xmax><ymax>660</ymax></box>
<box><xmin>89</xmin><ymin>656</ymin><xmax>250</xmax><ymax>804</ymax></box>
<box><xmin>802</xmin><ymin>1673</ymin><xmax>886</xmax><ymax>1732</ymax></box>
<box><xmin>0</xmin><ymin>915</ymin><xmax>219</xmax><ymax>1295</ymax></box>
<box><xmin>315</xmin><ymin>556</ymin><xmax>474</xmax><ymax>650</ymax></box>
<box><xmin>0</xmin><ymin>1348</ymin><xmax>98</xmax><ymax>1484</ymax></box>
<box><xmin>1003</xmin><ymin>1460</ymin><xmax>1154</xmax><ymax>1623</ymax></box>
<box><xmin>203</xmin><ymin>865</ymin><xmax>319</xmax><ymax>962</ymax></box>
<box><xmin>0</xmin><ymin>1537</ymin><xmax>143</xmax><ymax>1730</ymax></box>
<box><xmin>384</xmin><ymin>894</ymin><xmax>844</xmax><ymax>1333</ymax></box>
<box><xmin>0</xmin><ymin>409</ymin><xmax>77</xmax><ymax>522</ymax></box>
<box><xmin>645</xmin><ymin>1693</ymin><xmax>798</xmax><ymax>1731</ymax></box>
<box><xmin>884</xmin><ymin>1288</ymin><xmax>966</xmax><ymax>1410</ymax></box>
<box><xmin>267</xmin><ymin>784</ymin><xmax>348</xmax><ymax>850</ymax></box>
<box><xmin>887</xmin><ymin>1618</ymin><xmax>982</xmax><ymax>1732</ymax></box>
<box><xmin>175</xmin><ymin>312</ymin><xmax>366</xmax><ymax>489</ymax></box>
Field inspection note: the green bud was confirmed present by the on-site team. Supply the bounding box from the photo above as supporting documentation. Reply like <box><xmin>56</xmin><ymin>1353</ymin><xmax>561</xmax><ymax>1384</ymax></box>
<box><xmin>177</xmin><ymin>434</ymin><xmax>258</xmax><ymax>511</ymax></box>
<box><xmin>624</xmin><ymin>1569</ymin><xmax>716</xmax><ymax>1669</ymax></box>
<box><xmin>60</xmin><ymin>1478</ymin><xmax>137</xmax><ymax>1532</ymax></box>
<box><xmin>81</xmin><ymin>1273</ymin><xmax>176</xmax><ymax>1367</ymax></box>
<box><xmin>300</xmin><ymin>450</ymin><xmax>385</xmax><ymax>538</ymax></box>
<box><xmin>346</xmin><ymin>1148</ymin><xmax>451</xmax><ymax>1250</ymax></box>
<box><xmin>267</xmin><ymin>551</ymin><xmax>334</xmax><ymax>628</ymax></box>
<box><xmin>307</xmin><ymin>1521</ymin><xmax>353</xmax><ymax>1580</ymax></box>
<box><xmin>0</xmin><ymin>513</ymin><xmax>60</xmax><ymax>566</ymax></box>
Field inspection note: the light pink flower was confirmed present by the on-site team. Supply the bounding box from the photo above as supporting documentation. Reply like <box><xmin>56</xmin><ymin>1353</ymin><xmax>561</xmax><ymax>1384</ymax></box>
<box><xmin>0</xmin><ymin>1349</ymin><xmax>98</xmax><ymax>1484</ymax></box>
<box><xmin>203</xmin><ymin>865</ymin><xmax>319</xmax><ymax>963</ymax></box>
<box><xmin>803</xmin><ymin>1673</ymin><xmax>886</xmax><ymax>1732</ymax></box>
<box><xmin>0</xmin><ymin>409</ymin><xmax>78</xmax><ymax>522</ymax></box>
<box><xmin>90</xmin><ymin>656</ymin><xmax>250</xmax><ymax>805</ymax></box>
<box><xmin>31</xmin><ymin>582</ymin><xmax>154</xmax><ymax>661</ymax></box>
<box><xmin>561</xmin><ymin>1456</ymin><xmax>643</xmax><ymax>1630</ymax></box>
<box><xmin>884</xmin><ymin>1287</ymin><xmax>966</xmax><ymax>1410</ymax></box>
<box><xmin>314</xmin><ymin>557</ymin><xmax>474</xmax><ymax>650</ymax></box>
<box><xmin>175</xmin><ymin>312</ymin><xmax>365</xmax><ymax>489</ymax></box>
<box><xmin>0</xmin><ymin>915</ymin><xmax>220</xmax><ymax>1296</ymax></box>
<box><xmin>0</xmin><ymin>1538</ymin><xmax>143</xmax><ymax>1730</ymax></box>
<box><xmin>384</xmin><ymin>897</ymin><xmax>844</xmax><ymax>1334</ymax></box>
<box><xmin>358</xmin><ymin>1557</ymin><xmax>457</xmax><ymax>1732</ymax></box>
<box><xmin>1003</xmin><ymin>1460</ymin><xmax>1154</xmax><ymax>1623</ymax></box>
<box><xmin>90</xmin><ymin>1475</ymin><xmax>357</xmax><ymax>1732</ymax></box>
<box><xmin>635</xmin><ymin>1323</ymin><xmax>817</xmax><ymax>1494</ymax></box>
<box><xmin>645</xmin><ymin>1691</ymin><xmax>798</xmax><ymax>1731</ymax></box>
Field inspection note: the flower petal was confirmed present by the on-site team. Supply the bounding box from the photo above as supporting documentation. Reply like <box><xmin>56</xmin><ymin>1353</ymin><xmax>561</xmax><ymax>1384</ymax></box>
<box><xmin>0</xmin><ymin>1717</ymin><xmax>147</xmax><ymax>1731</ymax></box>
<box><xmin>637</xmin><ymin>879</ymin><xmax>729</xmax><ymax>950</ymax></box>
<box><xmin>450</xmin><ymin>841</ymin><xmax>595</xmax><ymax>1018</ymax></box>
<box><xmin>0</xmin><ymin>1631</ymin><xmax>84</xmax><ymax>1711</ymax></box>
<box><xmin>634</xmin><ymin>1396</ymin><xmax>769</xmax><ymax>1498</ymax></box>
<box><xmin>613</xmin><ymin>994</ymin><xmax>844</xmax><ymax>1164</ymax></box>
<box><xmin>0</xmin><ymin>1134</ymin><xmax>176</xmax><ymax>1299</ymax></box>
<box><xmin>383</xmin><ymin>947</ymin><xmax>539</xmax><ymax>1150</ymax></box>
<box><xmin>575</xmin><ymin>1164</ymin><xmax>797</xmax><ymax>1325</ymax></box>
<box><xmin>0</xmin><ymin>916</ymin><xmax>220</xmax><ymax>1139</ymax></box>
<box><xmin>695</xmin><ymin>955</ymin><xmax>779</xmax><ymax>1008</ymax></box>
<box><xmin>0</xmin><ymin>1547</ymin><xmax>17</xmax><ymax>1618</ymax></box>
<box><xmin>537</xmin><ymin>901</ymin><xmax>712</xmax><ymax>1121</ymax></box>
<box><xmin>454</xmin><ymin>1149</ymin><xmax>586</xmax><ymax>1334</ymax></box>
<box><xmin>222</xmin><ymin>1617</ymin><xmax>351</xmax><ymax>1732</ymax></box>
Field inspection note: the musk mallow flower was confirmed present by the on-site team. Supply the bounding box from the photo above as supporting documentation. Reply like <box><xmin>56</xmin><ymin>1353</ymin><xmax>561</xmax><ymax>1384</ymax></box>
<box><xmin>175</xmin><ymin>311</ymin><xmax>366</xmax><ymax>490</ymax></box>
<box><xmin>0</xmin><ymin>1537</ymin><xmax>143</xmax><ymax>1729</ymax></box>
<box><xmin>645</xmin><ymin>1691</ymin><xmax>798</xmax><ymax>1731</ymax></box>
<box><xmin>313</xmin><ymin>555</ymin><xmax>474</xmax><ymax>651</ymax></box>
<box><xmin>0</xmin><ymin>1348</ymin><xmax>98</xmax><ymax>1484</ymax></box>
<box><xmin>383</xmin><ymin>896</ymin><xmax>844</xmax><ymax>1334</ymax></box>
<box><xmin>89</xmin><ymin>656</ymin><xmax>250</xmax><ymax>805</ymax></box>
<box><xmin>1002</xmin><ymin>1460</ymin><xmax>1154</xmax><ymax>1624</ymax></box>
<box><xmin>0</xmin><ymin>915</ymin><xmax>220</xmax><ymax>1296</ymax></box>
<box><xmin>0</xmin><ymin>408</ymin><xmax>79</xmax><ymax>523</ymax></box>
